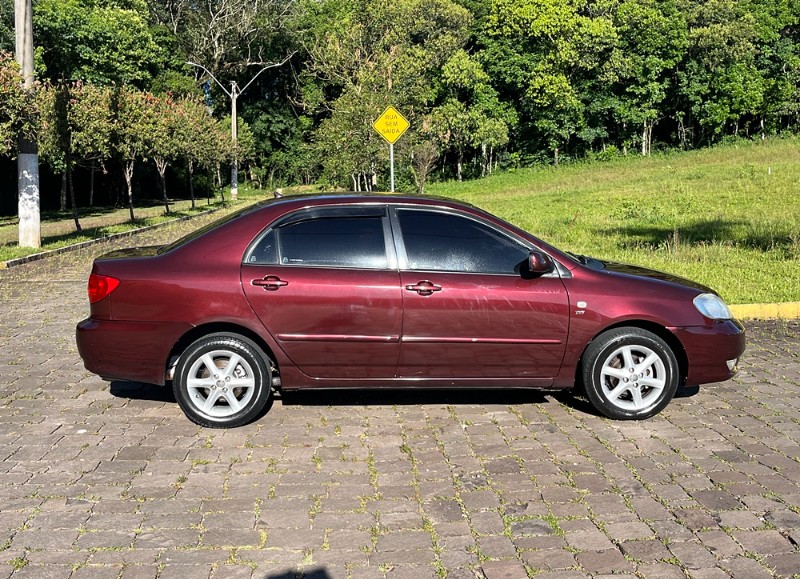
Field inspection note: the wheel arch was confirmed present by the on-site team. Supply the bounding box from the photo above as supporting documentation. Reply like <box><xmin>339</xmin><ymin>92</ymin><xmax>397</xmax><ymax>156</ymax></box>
<box><xmin>575</xmin><ymin>320</ymin><xmax>688</xmax><ymax>389</ymax></box>
<box><xmin>167</xmin><ymin>322</ymin><xmax>280</xmax><ymax>383</ymax></box>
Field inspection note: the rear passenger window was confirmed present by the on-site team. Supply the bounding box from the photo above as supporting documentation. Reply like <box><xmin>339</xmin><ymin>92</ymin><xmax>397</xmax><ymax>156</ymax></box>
<box><xmin>249</xmin><ymin>216</ymin><xmax>388</xmax><ymax>269</ymax></box>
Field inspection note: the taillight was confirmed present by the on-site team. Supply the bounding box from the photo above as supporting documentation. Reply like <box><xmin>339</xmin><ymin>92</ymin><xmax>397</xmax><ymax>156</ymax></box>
<box><xmin>88</xmin><ymin>274</ymin><xmax>120</xmax><ymax>304</ymax></box>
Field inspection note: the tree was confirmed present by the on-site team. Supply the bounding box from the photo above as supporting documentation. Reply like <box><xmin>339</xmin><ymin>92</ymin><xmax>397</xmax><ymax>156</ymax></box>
<box><xmin>174</xmin><ymin>95</ymin><xmax>218</xmax><ymax>208</ymax></box>
<box><xmin>437</xmin><ymin>49</ymin><xmax>514</xmax><ymax>177</ymax></box>
<box><xmin>300</xmin><ymin>0</ymin><xmax>472</xmax><ymax>188</ymax></box>
<box><xmin>0</xmin><ymin>0</ymin><xmax>12</xmax><ymax>51</ymax></box>
<box><xmin>148</xmin><ymin>0</ymin><xmax>296</xmax><ymax>74</ymax></box>
<box><xmin>481</xmin><ymin>0</ymin><xmax>617</xmax><ymax>162</ymax></box>
<box><xmin>0</xmin><ymin>51</ymin><xmax>26</xmax><ymax>155</ymax></box>
<box><xmin>410</xmin><ymin>138</ymin><xmax>438</xmax><ymax>194</ymax></box>
<box><xmin>113</xmin><ymin>86</ymin><xmax>158</xmax><ymax>221</ymax></box>
<box><xmin>677</xmin><ymin>0</ymin><xmax>766</xmax><ymax>143</ymax></box>
<box><xmin>34</xmin><ymin>0</ymin><xmax>168</xmax><ymax>87</ymax></box>
<box><xmin>149</xmin><ymin>94</ymin><xmax>180</xmax><ymax>213</ymax></box>
<box><xmin>69</xmin><ymin>82</ymin><xmax>114</xmax><ymax>206</ymax></box>
<box><xmin>603</xmin><ymin>0</ymin><xmax>688</xmax><ymax>155</ymax></box>
<box><xmin>36</xmin><ymin>83</ymin><xmax>71</xmax><ymax>217</ymax></box>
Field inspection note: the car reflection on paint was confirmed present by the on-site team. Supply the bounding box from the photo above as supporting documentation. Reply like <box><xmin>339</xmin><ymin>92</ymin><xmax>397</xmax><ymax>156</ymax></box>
<box><xmin>76</xmin><ymin>194</ymin><xmax>746</xmax><ymax>428</ymax></box>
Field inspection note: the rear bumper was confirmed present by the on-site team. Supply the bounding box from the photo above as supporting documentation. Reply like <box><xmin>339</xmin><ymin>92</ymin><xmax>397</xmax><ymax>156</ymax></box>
<box><xmin>673</xmin><ymin>319</ymin><xmax>746</xmax><ymax>385</ymax></box>
<box><xmin>76</xmin><ymin>318</ymin><xmax>193</xmax><ymax>386</ymax></box>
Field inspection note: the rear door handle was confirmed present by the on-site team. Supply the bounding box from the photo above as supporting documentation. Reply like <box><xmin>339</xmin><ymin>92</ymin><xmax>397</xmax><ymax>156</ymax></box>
<box><xmin>252</xmin><ymin>275</ymin><xmax>288</xmax><ymax>291</ymax></box>
<box><xmin>405</xmin><ymin>281</ymin><xmax>442</xmax><ymax>296</ymax></box>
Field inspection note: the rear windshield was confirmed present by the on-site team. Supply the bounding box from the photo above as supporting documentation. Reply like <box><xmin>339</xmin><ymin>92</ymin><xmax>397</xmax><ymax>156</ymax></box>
<box><xmin>157</xmin><ymin>201</ymin><xmax>269</xmax><ymax>255</ymax></box>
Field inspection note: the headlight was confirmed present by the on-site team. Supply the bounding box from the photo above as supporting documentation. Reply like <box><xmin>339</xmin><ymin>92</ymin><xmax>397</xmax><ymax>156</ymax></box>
<box><xmin>693</xmin><ymin>293</ymin><xmax>734</xmax><ymax>320</ymax></box>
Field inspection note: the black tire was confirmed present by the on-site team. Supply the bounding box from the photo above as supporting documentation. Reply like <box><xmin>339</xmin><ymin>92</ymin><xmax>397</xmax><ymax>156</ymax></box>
<box><xmin>173</xmin><ymin>333</ymin><xmax>272</xmax><ymax>428</ymax></box>
<box><xmin>582</xmin><ymin>327</ymin><xmax>679</xmax><ymax>420</ymax></box>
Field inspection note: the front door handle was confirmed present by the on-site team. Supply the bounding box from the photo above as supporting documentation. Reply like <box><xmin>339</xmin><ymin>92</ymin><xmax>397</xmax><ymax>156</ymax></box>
<box><xmin>405</xmin><ymin>281</ymin><xmax>442</xmax><ymax>296</ymax></box>
<box><xmin>252</xmin><ymin>275</ymin><xmax>289</xmax><ymax>291</ymax></box>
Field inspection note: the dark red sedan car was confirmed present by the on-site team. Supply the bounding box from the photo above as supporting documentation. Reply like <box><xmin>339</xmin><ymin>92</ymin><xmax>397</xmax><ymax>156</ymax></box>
<box><xmin>76</xmin><ymin>194</ymin><xmax>745</xmax><ymax>427</ymax></box>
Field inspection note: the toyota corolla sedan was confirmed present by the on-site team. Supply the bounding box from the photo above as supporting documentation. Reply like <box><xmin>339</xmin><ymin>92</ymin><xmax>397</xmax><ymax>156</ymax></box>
<box><xmin>76</xmin><ymin>194</ymin><xmax>745</xmax><ymax>428</ymax></box>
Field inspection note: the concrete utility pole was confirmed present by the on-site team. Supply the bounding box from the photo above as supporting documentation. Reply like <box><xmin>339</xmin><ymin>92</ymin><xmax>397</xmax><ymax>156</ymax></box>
<box><xmin>187</xmin><ymin>56</ymin><xmax>293</xmax><ymax>200</ymax></box>
<box><xmin>15</xmin><ymin>0</ymin><xmax>40</xmax><ymax>248</ymax></box>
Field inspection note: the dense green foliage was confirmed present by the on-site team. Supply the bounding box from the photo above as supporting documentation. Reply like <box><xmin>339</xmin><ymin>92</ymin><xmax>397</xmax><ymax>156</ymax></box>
<box><xmin>0</xmin><ymin>0</ymin><xmax>798</xmax><ymax>204</ymax></box>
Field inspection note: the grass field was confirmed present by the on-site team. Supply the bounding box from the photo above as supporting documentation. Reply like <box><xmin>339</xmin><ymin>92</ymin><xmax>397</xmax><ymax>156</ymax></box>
<box><xmin>428</xmin><ymin>137</ymin><xmax>800</xmax><ymax>305</ymax></box>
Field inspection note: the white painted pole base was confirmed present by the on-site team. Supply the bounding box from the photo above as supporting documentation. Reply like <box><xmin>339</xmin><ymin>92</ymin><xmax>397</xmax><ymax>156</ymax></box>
<box><xmin>18</xmin><ymin>152</ymin><xmax>40</xmax><ymax>248</ymax></box>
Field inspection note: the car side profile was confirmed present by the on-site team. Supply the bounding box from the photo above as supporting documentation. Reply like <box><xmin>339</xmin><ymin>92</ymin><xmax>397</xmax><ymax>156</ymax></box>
<box><xmin>76</xmin><ymin>194</ymin><xmax>746</xmax><ymax>427</ymax></box>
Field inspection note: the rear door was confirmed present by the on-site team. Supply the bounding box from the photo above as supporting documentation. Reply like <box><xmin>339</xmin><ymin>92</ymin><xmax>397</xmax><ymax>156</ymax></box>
<box><xmin>241</xmin><ymin>206</ymin><xmax>402</xmax><ymax>379</ymax></box>
<box><xmin>394</xmin><ymin>208</ymin><xmax>570</xmax><ymax>379</ymax></box>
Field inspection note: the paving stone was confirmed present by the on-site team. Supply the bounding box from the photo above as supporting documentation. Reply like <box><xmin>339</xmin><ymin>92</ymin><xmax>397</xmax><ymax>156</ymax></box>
<box><xmin>604</xmin><ymin>521</ymin><xmax>653</xmax><ymax>541</ymax></box>
<box><xmin>565</xmin><ymin>530</ymin><xmax>615</xmax><ymax>551</ymax></box>
<box><xmin>732</xmin><ymin>530</ymin><xmax>795</xmax><ymax>555</ymax></box>
<box><xmin>509</xmin><ymin>519</ymin><xmax>555</xmax><ymax>537</ymax></box>
<box><xmin>575</xmin><ymin>549</ymin><xmax>633</xmax><ymax>574</ymax></box>
<box><xmin>481</xmin><ymin>560</ymin><xmax>529</xmax><ymax>579</ymax></box>
<box><xmin>668</xmin><ymin>541</ymin><xmax>717</xmax><ymax>569</ymax></box>
<box><xmin>764</xmin><ymin>509</ymin><xmax>800</xmax><ymax>530</ymax></box>
<box><xmin>619</xmin><ymin>539</ymin><xmax>672</xmax><ymax>562</ymax></box>
<box><xmin>521</xmin><ymin>548</ymin><xmax>577</xmax><ymax>571</ymax></box>
<box><xmin>720</xmin><ymin>555</ymin><xmax>774</xmax><ymax>578</ymax></box>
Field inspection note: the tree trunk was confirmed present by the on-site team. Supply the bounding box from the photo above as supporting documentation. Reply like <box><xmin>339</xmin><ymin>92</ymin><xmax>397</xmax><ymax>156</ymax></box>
<box><xmin>457</xmin><ymin>152</ymin><xmax>463</xmax><ymax>182</ymax></box>
<box><xmin>642</xmin><ymin>120</ymin><xmax>655</xmax><ymax>156</ymax></box>
<box><xmin>554</xmin><ymin>148</ymin><xmax>559</xmax><ymax>166</ymax></box>
<box><xmin>67</xmin><ymin>159</ymin><xmax>81</xmax><ymax>233</ymax></box>
<box><xmin>60</xmin><ymin>171</ymin><xmax>67</xmax><ymax>212</ymax></box>
<box><xmin>188</xmin><ymin>161</ymin><xmax>196</xmax><ymax>209</ymax></box>
<box><xmin>642</xmin><ymin>122</ymin><xmax>648</xmax><ymax>156</ymax></box>
<box><xmin>124</xmin><ymin>160</ymin><xmax>136</xmax><ymax>221</ymax></box>
<box><xmin>89</xmin><ymin>159</ymin><xmax>96</xmax><ymax>206</ymax></box>
<box><xmin>481</xmin><ymin>143</ymin><xmax>487</xmax><ymax>178</ymax></box>
<box><xmin>155</xmin><ymin>158</ymin><xmax>170</xmax><ymax>214</ymax></box>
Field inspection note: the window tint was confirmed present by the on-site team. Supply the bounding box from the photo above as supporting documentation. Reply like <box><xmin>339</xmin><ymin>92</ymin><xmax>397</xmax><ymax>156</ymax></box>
<box><xmin>249</xmin><ymin>216</ymin><xmax>388</xmax><ymax>269</ymax></box>
<box><xmin>398</xmin><ymin>210</ymin><xmax>529</xmax><ymax>274</ymax></box>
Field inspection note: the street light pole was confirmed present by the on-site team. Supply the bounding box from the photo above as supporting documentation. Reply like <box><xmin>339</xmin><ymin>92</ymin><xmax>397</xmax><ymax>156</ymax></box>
<box><xmin>230</xmin><ymin>81</ymin><xmax>239</xmax><ymax>200</ymax></box>
<box><xmin>187</xmin><ymin>57</ymin><xmax>293</xmax><ymax>200</ymax></box>
<box><xmin>14</xmin><ymin>0</ymin><xmax>40</xmax><ymax>247</ymax></box>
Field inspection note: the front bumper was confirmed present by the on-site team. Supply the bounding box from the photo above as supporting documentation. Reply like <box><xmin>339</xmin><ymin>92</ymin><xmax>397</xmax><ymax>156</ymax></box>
<box><xmin>673</xmin><ymin>319</ymin><xmax>746</xmax><ymax>385</ymax></box>
<box><xmin>76</xmin><ymin>318</ymin><xmax>193</xmax><ymax>386</ymax></box>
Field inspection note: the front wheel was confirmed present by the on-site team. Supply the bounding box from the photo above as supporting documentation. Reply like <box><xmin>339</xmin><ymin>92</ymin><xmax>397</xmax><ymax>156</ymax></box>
<box><xmin>173</xmin><ymin>334</ymin><xmax>272</xmax><ymax>428</ymax></box>
<box><xmin>582</xmin><ymin>327</ymin><xmax>679</xmax><ymax>420</ymax></box>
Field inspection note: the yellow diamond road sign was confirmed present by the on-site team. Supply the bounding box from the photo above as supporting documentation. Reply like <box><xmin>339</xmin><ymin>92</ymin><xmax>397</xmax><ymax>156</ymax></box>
<box><xmin>373</xmin><ymin>106</ymin><xmax>410</xmax><ymax>144</ymax></box>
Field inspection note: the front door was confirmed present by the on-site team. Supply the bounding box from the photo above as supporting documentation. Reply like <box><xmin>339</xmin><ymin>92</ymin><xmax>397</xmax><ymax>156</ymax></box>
<box><xmin>394</xmin><ymin>208</ymin><xmax>570</xmax><ymax>379</ymax></box>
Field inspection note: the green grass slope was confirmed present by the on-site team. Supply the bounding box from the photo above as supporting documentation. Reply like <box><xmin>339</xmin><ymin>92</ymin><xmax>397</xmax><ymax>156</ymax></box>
<box><xmin>428</xmin><ymin>138</ymin><xmax>800</xmax><ymax>305</ymax></box>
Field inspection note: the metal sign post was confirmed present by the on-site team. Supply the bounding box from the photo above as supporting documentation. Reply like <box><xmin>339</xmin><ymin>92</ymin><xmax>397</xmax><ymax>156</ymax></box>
<box><xmin>372</xmin><ymin>106</ymin><xmax>409</xmax><ymax>192</ymax></box>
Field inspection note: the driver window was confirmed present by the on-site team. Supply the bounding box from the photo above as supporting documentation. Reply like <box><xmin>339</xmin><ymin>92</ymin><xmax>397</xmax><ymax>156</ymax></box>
<box><xmin>397</xmin><ymin>210</ymin><xmax>528</xmax><ymax>274</ymax></box>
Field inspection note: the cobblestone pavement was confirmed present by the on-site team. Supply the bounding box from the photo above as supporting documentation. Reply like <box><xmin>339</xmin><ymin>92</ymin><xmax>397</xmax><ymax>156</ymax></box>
<box><xmin>1</xmin><ymin>216</ymin><xmax>800</xmax><ymax>579</ymax></box>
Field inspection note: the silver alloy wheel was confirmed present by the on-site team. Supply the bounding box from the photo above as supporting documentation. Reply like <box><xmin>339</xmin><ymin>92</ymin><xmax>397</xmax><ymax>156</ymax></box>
<box><xmin>185</xmin><ymin>349</ymin><xmax>256</xmax><ymax>419</ymax></box>
<box><xmin>598</xmin><ymin>344</ymin><xmax>666</xmax><ymax>412</ymax></box>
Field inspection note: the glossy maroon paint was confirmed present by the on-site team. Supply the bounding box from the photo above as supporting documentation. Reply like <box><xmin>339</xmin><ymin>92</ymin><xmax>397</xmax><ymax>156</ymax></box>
<box><xmin>76</xmin><ymin>194</ymin><xmax>745</xmax><ymax>400</ymax></box>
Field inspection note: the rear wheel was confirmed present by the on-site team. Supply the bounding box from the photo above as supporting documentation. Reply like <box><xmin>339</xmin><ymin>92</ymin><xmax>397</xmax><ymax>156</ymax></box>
<box><xmin>582</xmin><ymin>327</ymin><xmax>679</xmax><ymax>420</ymax></box>
<box><xmin>173</xmin><ymin>333</ymin><xmax>272</xmax><ymax>428</ymax></box>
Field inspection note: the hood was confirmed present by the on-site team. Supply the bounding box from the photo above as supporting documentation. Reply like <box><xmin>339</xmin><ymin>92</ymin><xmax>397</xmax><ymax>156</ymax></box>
<box><xmin>598</xmin><ymin>259</ymin><xmax>713</xmax><ymax>293</ymax></box>
<box><xmin>97</xmin><ymin>246</ymin><xmax>162</xmax><ymax>260</ymax></box>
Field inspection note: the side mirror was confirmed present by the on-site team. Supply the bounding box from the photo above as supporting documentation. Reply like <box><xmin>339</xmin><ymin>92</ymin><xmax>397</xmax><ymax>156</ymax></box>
<box><xmin>528</xmin><ymin>250</ymin><xmax>554</xmax><ymax>275</ymax></box>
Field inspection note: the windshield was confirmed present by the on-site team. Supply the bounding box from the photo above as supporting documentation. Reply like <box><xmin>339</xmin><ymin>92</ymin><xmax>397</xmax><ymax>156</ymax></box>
<box><xmin>157</xmin><ymin>201</ymin><xmax>270</xmax><ymax>255</ymax></box>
